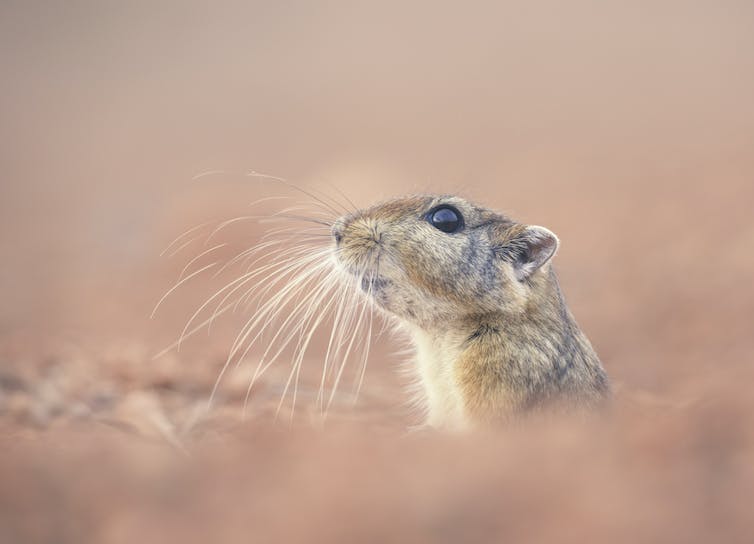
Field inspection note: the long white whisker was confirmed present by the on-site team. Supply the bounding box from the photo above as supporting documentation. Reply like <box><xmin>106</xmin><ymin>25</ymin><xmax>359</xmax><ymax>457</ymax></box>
<box><xmin>317</xmin><ymin>270</ymin><xmax>352</xmax><ymax>412</ymax></box>
<box><xmin>353</xmin><ymin>294</ymin><xmax>375</xmax><ymax>404</ymax></box>
<box><xmin>252</xmin><ymin>271</ymin><xmax>340</xmax><ymax>418</ymax></box>
<box><xmin>242</xmin><ymin>263</ymin><xmax>335</xmax><ymax>378</ymax></box>
<box><xmin>245</xmin><ymin>170</ymin><xmax>343</xmax><ymax>218</ymax></box>
<box><xmin>326</xmin><ymin>274</ymin><xmax>371</xmax><ymax>414</ymax></box>
<box><xmin>209</xmin><ymin>254</ymin><xmax>333</xmax><ymax>406</ymax></box>
<box><xmin>154</xmin><ymin>246</ymin><xmax>325</xmax><ymax>358</ymax></box>
<box><xmin>178</xmin><ymin>243</ymin><xmax>227</xmax><ymax>281</ymax></box>
<box><xmin>204</xmin><ymin>216</ymin><xmax>258</xmax><ymax>245</ymax></box>
<box><xmin>234</xmin><ymin>247</ymin><xmax>332</xmax><ymax>313</ymax></box>
<box><xmin>157</xmin><ymin>185</ymin><xmax>390</xmax><ymax>425</ymax></box>
<box><xmin>161</xmin><ymin>220</ymin><xmax>213</xmax><ymax>257</ymax></box>
<box><xmin>150</xmin><ymin>262</ymin><xmax>217</xmax><ymax>319</ymax></box>
<box><xmin>210</xmin><ymin>246</ymin><xmax>328</xmax><ymax>327</ymax></box>
<box><xmin>271</xmin><ymin>268</ymin><xmax>340</xmax><ymax>420</ymax></box>
<box><xmin>192</xmin><ymin>169</ymin><xmax>232</xmax><ymax>180</ymax></box>
<box><xmin>227</xmin><ymin>255</ymin><xmax>333</xmax><ymax>367</ymax></box>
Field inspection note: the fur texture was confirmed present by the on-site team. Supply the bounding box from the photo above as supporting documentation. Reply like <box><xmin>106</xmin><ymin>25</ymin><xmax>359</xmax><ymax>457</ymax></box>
<box><xmin>332</xmin><ymin>194</ymin><xmax>609</xmax><ymax>429</ymax></box>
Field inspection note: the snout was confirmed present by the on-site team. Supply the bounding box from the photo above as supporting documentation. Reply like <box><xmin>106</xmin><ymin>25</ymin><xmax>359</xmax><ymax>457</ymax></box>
<box><xmin>331</xmin><ymin>218</ymin><xmax>345</xmax><ymax>245</ymax></box>
<box><xmin>331</xmin><ymin>215</ymin><xmax>382</xmax><ymax>246</ymax></box>
<box><xmin>330</xmin><ymin>214</ymin><xmax>384</xmax><ymax>271</ymax></box>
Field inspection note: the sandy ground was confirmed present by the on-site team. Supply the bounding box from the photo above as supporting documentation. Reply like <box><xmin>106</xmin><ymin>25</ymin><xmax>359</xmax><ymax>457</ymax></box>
<box><xmin>2</xmin><ymin>2</ymin><xmax>754</xmax><ymax>542</ymax></box>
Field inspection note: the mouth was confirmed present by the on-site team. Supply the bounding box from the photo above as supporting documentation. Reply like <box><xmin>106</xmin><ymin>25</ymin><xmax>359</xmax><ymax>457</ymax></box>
<box><xmin>331</xmin><ymin>239</ymin><xmax>388</xmax><ymax>301</ymax></box>
<box><xmin>332</xmin><ymin>245</ymin><xmax>380</xmax><ymax>279</ymax></box>
<box><xmin>329</xmin><ymin>223</ymin><xmax>391</xmax><ymax>305</ymax></box>
<box><xmin>331</xmin><ymin>221</ymin><xmax>383</xmax><ymax>279</ymax></box>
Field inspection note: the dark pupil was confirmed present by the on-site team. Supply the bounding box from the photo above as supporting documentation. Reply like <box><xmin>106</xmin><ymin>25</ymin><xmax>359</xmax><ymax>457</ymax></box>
<box><xmin>430</xmin><ymin>207</ymin><xmax>460</xmax><ymax>233</ymax></box>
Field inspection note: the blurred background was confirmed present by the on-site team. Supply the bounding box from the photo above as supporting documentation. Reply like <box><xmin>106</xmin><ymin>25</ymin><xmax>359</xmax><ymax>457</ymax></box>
<box><xmin>1</xmin><ymin>1</ymin><xmax>753</xmax><ymax>542</ymax></box>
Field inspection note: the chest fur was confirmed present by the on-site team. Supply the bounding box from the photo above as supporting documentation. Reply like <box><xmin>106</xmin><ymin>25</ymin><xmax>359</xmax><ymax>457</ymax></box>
<box><xmin>410</xmin><ymin>328</ymin><xmax>470</xmax><ymax>430</ymax></box>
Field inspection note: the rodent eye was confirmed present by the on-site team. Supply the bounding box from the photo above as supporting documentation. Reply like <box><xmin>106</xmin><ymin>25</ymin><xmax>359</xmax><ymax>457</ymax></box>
<box><xmin>427</xmin><ymin>206</ymin><xmax>463</xmax><ymax>233</ymax></box>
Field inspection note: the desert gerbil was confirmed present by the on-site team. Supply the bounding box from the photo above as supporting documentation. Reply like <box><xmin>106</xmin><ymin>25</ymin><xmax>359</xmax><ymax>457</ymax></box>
<box><xmin>331</xmin><ymin>194</ymin><xmax>609</xmax><ymax>430</ymax></box>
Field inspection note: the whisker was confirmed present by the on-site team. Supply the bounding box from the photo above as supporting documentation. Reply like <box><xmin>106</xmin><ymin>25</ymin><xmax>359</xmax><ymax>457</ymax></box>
<box><xmin>150</xmin><ymin>262</ymin><xmax>217</xmax><ymax>319</ymax></box>
<box><xmin>234</xmin><ymin>247</ymin><xmax>332</xmax><ymax>313</ymax></box>
<box><xmin>245</xmin><ymin>170</ymin><xmax>344</xmax><ymax>218</ymax></box>
<box><xmin>166</xmin><ymin>233</ymin><xmax>205</xmax><ymax>259</ymax></box>
<box><xmin>246</xmin><ymin>195</ymin><xmax>295</xmax><ymax>208</ymax></box>
<box><xmin>209</xmin><ymin>253</ymin><xmax>333</xmax><ymax>406</ymax></box>
<box><xmin>238</xmin><ymin>260</ymin><xmax>336</xmax><ymax>373</ymax></box>
<box><xmin>178</xmin><ymin>243</ymin><xmax>227</xmax><ymax>281</ymax></box>
<box><xmin>208</xmin><ymin>247</ymin><xmax>329</xmax><ymax>334</ymax></box>
<box><xmin>326</xmin><ymin>269</ymin><xmax>372</xmax><ymax>414</ymax></box>
<box><xmin>152</xmin><ymin>303</ymin><xmax>233</xmax><ymax>360</ymax></box>
<box><xmin>260</xmin><ymin>270</ymin><xmax>341</xmax><ymax>419</ymax></box>
<box><xmin>157</xmin><ymin>183</ymin><xmax>393</xmax><ymax>424</ymax></box>
<box><xmin>317</xmin><ymin>270</ymin><xmax>352</xmax><ymax>412</ymax></box>
<box><xmin>227</xmin><ymin>254</ymin><xmax>333</xmax><ymax>364</ymax></box>
<box><xmin>205</xmin><ymin>204</ymin><xmax>332</xmax><ymax>246</ymax></box>
<box><xmin>205</xmin><ymin>216</ymin><xmax>258</xmax><ymax>245</ymax></box>
<box><xmin>228</xmin><ymin>274</ymin><xmax>335</xmax><ymax>412</ymax></box>
<box><xmin>155</xmin><ymin>246</ymin><xmax>325</xmax><ymax>358</ymax></box>
<box><xmin>213</xmin><ymin>237</ymin><xmax>306</xmax><ymax>279</ymax></box>
<box><xmin>160</xmin><ymin>221</ymin><xmax>214</xmax><ymax>257</ymax></box>
<box><xmin>190</xmin><ymin>168</ymin><xmax>342</xmax><ymax>219</ymax></box>
<box><xmin>281</xmin><ymin>269</ymin><xmax>342</xmax><ymax>400</ymax></box>
<box><xmin>191</xmin><ymin>169</ymin><xmax>232</xmax><ymax>180</ymax></box>
<box><xmin>215</xmin><ymin>237</ymin><xmax>319</xmax><ymax>280</ymax></box>
<box><xmin>259</xmin><ymin>215</ymin><xmax>332</xmax><ymax>227</ymax></box>
<box><xmin>325</xmin><ymin>183</ymin><xmax>360</xmax><ymax>216</ymax></box>
<box><xmin>352</xmin><ymin>288</ymin><xmax>375</xmax><ymax>404</ymax></box>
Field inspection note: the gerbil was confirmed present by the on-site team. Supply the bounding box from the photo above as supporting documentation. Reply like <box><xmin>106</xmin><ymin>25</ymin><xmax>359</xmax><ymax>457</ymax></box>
<box><xmin>331</xmin><ymin>194</ymin><xmax>609</xmax><ymax>430</ymax></box>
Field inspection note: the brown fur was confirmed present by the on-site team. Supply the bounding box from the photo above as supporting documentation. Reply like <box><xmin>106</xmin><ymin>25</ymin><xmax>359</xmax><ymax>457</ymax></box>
<box><xmin>332</xmin><ymin>194</ymin><xmax>609</xmax><ymax>429</ymax></box>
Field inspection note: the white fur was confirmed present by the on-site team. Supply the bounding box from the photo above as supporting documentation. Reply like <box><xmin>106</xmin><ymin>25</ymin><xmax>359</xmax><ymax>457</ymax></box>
<box><xmin>408</xmin><ymin>324</ymin><xmax>469</xmax><ymax>431</ymax></box>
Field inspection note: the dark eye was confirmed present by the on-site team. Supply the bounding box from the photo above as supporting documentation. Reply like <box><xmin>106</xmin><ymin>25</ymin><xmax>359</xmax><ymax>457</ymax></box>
<box><xmin>427</xmin><ymin>206</ymin><xmax>463</xmax><ymax>233</ymax></box>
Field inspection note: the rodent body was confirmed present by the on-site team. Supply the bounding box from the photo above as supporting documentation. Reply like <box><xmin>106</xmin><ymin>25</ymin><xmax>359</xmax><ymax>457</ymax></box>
<box><xmin>332</xmin><ymin>194</ymin><xmax>609</xmax><ymax>430</ymax></box>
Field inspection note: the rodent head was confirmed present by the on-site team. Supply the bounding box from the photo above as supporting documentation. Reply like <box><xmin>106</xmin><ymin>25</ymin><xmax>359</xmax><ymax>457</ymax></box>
<box><xmin>331</xmin><ymin>195</ymin><xmax>559</xmax><ymax>328</ymax></box>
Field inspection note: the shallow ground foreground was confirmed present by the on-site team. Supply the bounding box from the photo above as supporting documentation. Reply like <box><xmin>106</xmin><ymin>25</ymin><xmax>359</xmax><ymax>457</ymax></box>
<box><xmin>1</xmin><ymin>330</ymin><xmax>753</xmax><ymax>543</ymax></box>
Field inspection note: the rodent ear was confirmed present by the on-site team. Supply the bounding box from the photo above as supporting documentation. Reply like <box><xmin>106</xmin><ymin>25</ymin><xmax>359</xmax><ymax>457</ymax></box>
<box><xmin>505</xmin><ymin>225</ymin><xmax>560</xmax><ymax>281</ymax></box>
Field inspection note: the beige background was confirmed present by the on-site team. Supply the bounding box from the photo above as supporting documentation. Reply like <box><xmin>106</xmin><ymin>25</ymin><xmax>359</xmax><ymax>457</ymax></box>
<box><xmin>1</xmin><ymin>2</ymin><xmax>753</xmax><ymax>542</ymax></box>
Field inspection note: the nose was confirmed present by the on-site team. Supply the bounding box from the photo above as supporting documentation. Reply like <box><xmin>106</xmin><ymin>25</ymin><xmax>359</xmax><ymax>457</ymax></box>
<box><xmin>331</xmin><ymin>219</ymin><xmax>345</xmax><ymax>244</ymax></box>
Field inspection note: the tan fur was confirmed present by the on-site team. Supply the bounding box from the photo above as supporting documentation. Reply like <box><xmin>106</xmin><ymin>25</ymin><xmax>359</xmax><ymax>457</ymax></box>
<box><xmin>332</xmin><ymin>194</ymin><xmax>609</xmax><ymax>429</ymax></box>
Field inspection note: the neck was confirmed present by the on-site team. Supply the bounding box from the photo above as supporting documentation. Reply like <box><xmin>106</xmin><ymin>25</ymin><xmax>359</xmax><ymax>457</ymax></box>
<box><xmin>407</xmin><ymin>269</ymin><xmax>608</xmax><ymax>429</ymax></box>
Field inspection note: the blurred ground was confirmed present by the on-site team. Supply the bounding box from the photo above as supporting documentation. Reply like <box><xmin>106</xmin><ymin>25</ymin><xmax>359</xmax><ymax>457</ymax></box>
<box><xmin>1</xmin><ymin>1</ymin><xmax>754</xmax><ymax>542</ymax></box>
